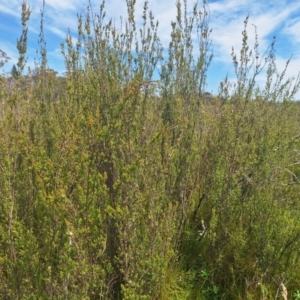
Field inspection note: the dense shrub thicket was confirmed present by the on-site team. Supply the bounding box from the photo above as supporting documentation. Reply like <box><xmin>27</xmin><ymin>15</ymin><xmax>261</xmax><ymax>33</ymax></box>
<box><xmin>1</xmin><ymin>1</ymin><xmax>300</xmax><ymax>299</ymax></box>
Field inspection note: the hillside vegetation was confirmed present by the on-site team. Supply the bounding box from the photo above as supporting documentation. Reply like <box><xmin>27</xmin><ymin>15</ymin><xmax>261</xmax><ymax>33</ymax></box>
<box><xmin>1</xmin><ymin>1</ymin><xmax>300</xmax><ymax>299</ymax></box>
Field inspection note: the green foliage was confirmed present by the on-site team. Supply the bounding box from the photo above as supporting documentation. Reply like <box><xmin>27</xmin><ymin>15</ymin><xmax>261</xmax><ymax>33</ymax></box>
<box><xmin>1</xmin><ymin>0</ymin><xmax>300</xmax><ymax>299</ymax></box>
<box><xmin>294</xmin><ymin>290</ymin><xmax>300</xmax><ymax>300</ymax></box>
<box><xmin>16</xmin><ymin>1</ymin><xmax>31</xmax><ymax>75</ymax></box>
<box><xmin>0</xmin><ymin>49</ymin><xmax>10</xmax><ymax>68</ymax></box>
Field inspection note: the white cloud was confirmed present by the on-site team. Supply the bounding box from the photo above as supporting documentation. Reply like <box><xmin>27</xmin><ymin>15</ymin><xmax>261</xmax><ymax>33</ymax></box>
<box><xmin>44</xmin><ymin>0</ymin><xmax>81</xmax><ymax>11</ymax></box>
<box><xmin>284</xmin><ymin>18</ymin><xmax>300</xmax><ymax>44</ymax></box>
<box><xmin>47</xmin><ymin>25</ymin><xmax>67</xmax><ymax>39</ymax></box>
<box><xmin>0</xmin><ymin>4</ymin><xmax>19</xmax><ymax>17</ymax></box>
<box><xmin>210</xmin><ymin>0</ymin><xmax>250</xmax><ymax>14</ymax></box>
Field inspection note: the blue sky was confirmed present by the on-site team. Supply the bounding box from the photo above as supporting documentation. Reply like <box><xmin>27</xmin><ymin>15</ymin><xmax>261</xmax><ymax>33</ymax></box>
<box><xmin>1</xmin><ymin>0</ymin><xmax>300</xmax><ymax>97</ymax></box>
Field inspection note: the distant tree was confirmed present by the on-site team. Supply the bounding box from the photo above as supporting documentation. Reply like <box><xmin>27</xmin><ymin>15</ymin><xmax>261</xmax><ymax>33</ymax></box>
<box><xmin>203</xmin><ymin>91</ymin><xmax>213</xmax><ymax>99</ymax></box>
<box><xmin>11</xmin><ymin>64</ymin><xmax>19</xmax><ymax>79</ymax></box>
